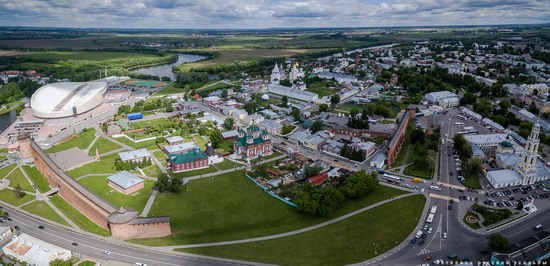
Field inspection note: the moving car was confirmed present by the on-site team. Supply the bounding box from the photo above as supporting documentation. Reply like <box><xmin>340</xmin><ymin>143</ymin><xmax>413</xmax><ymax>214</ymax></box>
<box><xmin>72</xmin><ymin>242</ymin><xmax>78</xmax><ymax>246</ymax></box>
<box><xmin>422</xmin><ymin>256</ymin><xmax>432</xmax><ymax>261</ymax></box>
<box><xmin>535</xmin><ymin>224</ymin><xmax>543</xmax><ymax>231</ymax></box>
<box><xmin>443</xmin><ymin>232</ymin><xmax>447</xmax><ymax>239</ymax></box>
<box><xmin>38</xmin><ymin>225</ymin><xmax>44</xmax><ymax>229</ymax></box>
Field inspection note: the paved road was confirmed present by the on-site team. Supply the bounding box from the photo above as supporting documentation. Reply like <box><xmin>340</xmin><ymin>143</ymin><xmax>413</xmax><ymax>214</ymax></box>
<box><xmin>1</xmin><ymin>205</ymin><xmax>264</xmax><ymax>266</ymax></box>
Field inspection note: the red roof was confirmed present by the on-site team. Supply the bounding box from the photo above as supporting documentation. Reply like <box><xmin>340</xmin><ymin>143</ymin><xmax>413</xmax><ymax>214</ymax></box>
<box><xmin>308</xmin><ymin>172</ymin><xmax>329</xmax><ymax>186</ymax></box>
<box><xmin>192</xmin><ymin>93</ymin><xmax>202</xmax><ymax>99</ymax></box>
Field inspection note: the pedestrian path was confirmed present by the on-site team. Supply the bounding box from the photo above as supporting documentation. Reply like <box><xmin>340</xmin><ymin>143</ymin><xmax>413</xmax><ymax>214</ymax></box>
<box><xmin>158</xmin><ymin>193</ymin><xmax>418</xmax><ymax>251</ymax></box>
<box><xmin>141</xmin><ymin>188</ymin><xmax>158</xmax><ymax>217</ymax></box>
<box><xmin>84</xmin><ymin>134</ymin><xmax>101</xmax><ymax>154</ymax></box>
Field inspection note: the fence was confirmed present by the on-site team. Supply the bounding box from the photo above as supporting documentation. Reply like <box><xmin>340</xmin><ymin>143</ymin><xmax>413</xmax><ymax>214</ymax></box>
<box><xmin>244</xmin><ymin>174</ymin><xmax>297</xmax><ymax>208</ymax></box>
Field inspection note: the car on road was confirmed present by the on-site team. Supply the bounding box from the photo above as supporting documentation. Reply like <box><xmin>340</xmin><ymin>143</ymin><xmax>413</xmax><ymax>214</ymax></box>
<box><xmin>427</xmin><ymin>228</ymin><xmax>432</xmax><ymax>234</ymax></box>
<box><xmin>410</xmin><ymin>238</ymin><xmax>417</xmax><ymax>244</ymax></box>
<box><xmin>417</xmin><ymin>240</ymin><xmax>425</xmax><ymax>246</ymax></box>
<box><xmin>38</xmin><ymin>225</ymin><xmax>44</xmax><ymax>229</ymax></box>
<box><xmin>72</xmin><ymin>242</ymin><xmax>78</xmax><ymax>246</ymax></box>
<box><xmin>14</xmin><ymin>226</ymin><xmax>19</xmax><ymax>231</ymax></box>
<box><xmin>443</xmin><ymin>232</ymin><xmax>447</xmax><ymax>239</ymax></box>
<box><xmin>135</xmin><ymin>264</ymin><xmax>147</xmax><ymax>266</ymax></box>
<box><xmin>420</xmin><ymin>233</ymin><xmax>427</xmax><ymax>239</ymax></box>
<box><xmin>103</xmin><ymin>251</ymin><xmax>111</xmax><ymax>255</ymax></box>
<box><xmin>535</xmin><ymin>224</ymin><xmax>543</xmax><ymax>231</ymax></box>
<box><xmin>448</xmin><ymin>205</ymin><xmax>452</xmax><ymax>210</ymax></box>
<box><xmin>422</xmin><ymin>256</ymin><xmax>432</xmax><ymax>261</ymax></box>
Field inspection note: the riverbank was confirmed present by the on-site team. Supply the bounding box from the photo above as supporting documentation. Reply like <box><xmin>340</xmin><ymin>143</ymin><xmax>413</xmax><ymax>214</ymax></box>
<box><xmin>132</xmin><ymin>53</ymin><xmax>208</xmax><ymax>80</ymax></box>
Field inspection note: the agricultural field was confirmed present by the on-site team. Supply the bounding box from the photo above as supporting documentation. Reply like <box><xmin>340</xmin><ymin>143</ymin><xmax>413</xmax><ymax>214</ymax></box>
<box><xmin>180</xmin><ymin>195</ymin><xmax>426</xmax><ymax>266</ymax></box>
<box><xmin>131</xmin><ymin>171</ymin><xmax>407</xmax><ymax>246</ymax></box>
<box><xmin>16</xmin><ymin>51</ymin><xmax>161</xmax><ymax>61</ymax></box>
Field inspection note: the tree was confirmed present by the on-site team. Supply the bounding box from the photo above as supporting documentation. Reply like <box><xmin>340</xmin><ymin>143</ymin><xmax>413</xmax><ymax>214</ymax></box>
<box><xmin>209</xmin><ymin>129</ymin><xmax>224</xmax><ymax>148</ymax></box>
<box><xmin>310</xmin><ymin>120</ymin><xmax>324</xmax><ymax>133</ymax></box>
<box><xmin>279</xmin><ymin>79</ymin><xmax>292</xmax><ymax>86</ymax></box>
<box><xmin>516</xmin><ymin>200</ymin><xmax>524</xmax><ymax>210</ymax></box>
<box><xmin>223</xmin><ymin>117</ymin><xmax>235</xmax><ymax>130</ymax></box>
<box><xmin>319</xmin><ymin>104</ymin><xmax>329</xmax><ymax>112</ymax></box>
<box><xmin>528</xmin><ymin>102</ymin><xmax>540</xmax><ymax>115</ymax></box>
<box><xmin>410</xmin><ymin>128</ymin><xmax>426</xmax><ymax>144</ymax></box>
<box><xmin>155</xmin><ymin>173</ymin><xmax>181</xmax><ymax>193</ymax></box>
<box><xmin>281</xmin><ymin>125</ymin><xmax>294</xmax><ymax>135</ymax></box>
<box><xmin>13</xmin><ymin>183</ymin><xmax>25</xmax><ymax>199</ymax></box>
<box><xmin>291</xmin><ymin>107</ymin><xmax>301</xmax><ymax>122</ymax></box>
<box><xmin>281</xmin><ymin>95</ymin><xmax>289</xmax><ymax>107</ymax></box>
<box><xmin>340</xmin><ymin>170</ymin><xmax>379</xmax><ymax>198</ymax></box>
<box><xmin>303</xmin><ymin>166</ymin><xmax>322</xmax><ymax>178</ymax></box>
<box><xmin>488</xmin><ymin>233</ymin><xmax>509</xmax><ymax>251</ymax></box>
<box><xmin>330</xmin><ymin>94</ymin><xmax>340</xmax><ymax>106</ymax></box>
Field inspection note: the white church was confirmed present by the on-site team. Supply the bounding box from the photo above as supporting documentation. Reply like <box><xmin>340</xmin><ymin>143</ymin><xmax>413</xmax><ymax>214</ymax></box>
<box><xmin>486</xmin><ymin>120</ymin><xmax>550</xmax><ymax>188</ymax></box>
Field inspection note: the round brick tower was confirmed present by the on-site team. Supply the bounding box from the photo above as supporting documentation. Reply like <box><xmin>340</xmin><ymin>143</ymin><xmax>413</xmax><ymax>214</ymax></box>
<box><xmin>17</xmin><ymin>131</ymin><xmax>33</xmax><ymax>160</ymax></box>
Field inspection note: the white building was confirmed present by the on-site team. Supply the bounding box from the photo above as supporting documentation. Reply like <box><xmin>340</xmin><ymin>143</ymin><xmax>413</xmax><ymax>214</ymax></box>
<box><xmin>288</xmin><ymin>63</ymin><xmax>305</xmax><ymax>82</ymax></box>
<box><xmin>267</xmin><ymin>84</ymin><xmax>323</xmax><ymax>103</ymax></box>
<box><xmin>464</xmin><ymin>134</ymin><xmax>509</xmax><ymax>149</ymax></box>
<box><xmin>3</xmin><ymin>233</ymin><xmax>72</xmax><ymax>266</ymax></box>
<box><xmin>424</xmin><ymin>91</ymin><xmax>459</xmax><ymax>108</ymax></box>
<box><xmin>370</xmin><ymin>153</ymin><xmax>386</xmax><ymax>168</ymax></box>
<box><xmin>118</xmin><ymin>148</ymin><xmax>151</xmax><ymax>163</ymax></box>
<box><xmin>317</xmin><ymin>72</ymin><xmax>357</xmax><ymax>84</ymax></box>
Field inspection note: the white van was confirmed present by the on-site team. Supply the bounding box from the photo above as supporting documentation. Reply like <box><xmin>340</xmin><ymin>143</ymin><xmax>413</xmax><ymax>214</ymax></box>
<box><xmin>429</xmin><ymin>185</ymin><xmax>442</xmax><ymax>191</ymax></box>
<box><xmin>415</xmin><ymin>230</ymin><xmax>423</xmax><ymax>238</ymax></box>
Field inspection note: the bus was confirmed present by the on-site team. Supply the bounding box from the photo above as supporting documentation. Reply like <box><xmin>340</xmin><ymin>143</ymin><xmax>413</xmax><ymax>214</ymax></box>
<box><xmin>383</xmin><ymin>174</ymin><xmax>402</xmax><ymax>182</ymax></box>
<box><xmin>454</xmin><ymin>122</ymin><xmax>465</xmax><ymax>126</ymax></box>
<box><xmin>426</xmin><ymin>213</ymin><xmax>435</xmax><ymax>224</ymax></box>
<box><xmin>430</xmin><ymin>205</ymin><xmax>438</xmax><ymax>214</ymax></box>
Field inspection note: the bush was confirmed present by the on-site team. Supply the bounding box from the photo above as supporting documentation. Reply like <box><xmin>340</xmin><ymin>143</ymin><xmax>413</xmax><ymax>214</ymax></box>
<box><xmin>472</xmin><ymin>203</ymin><xmax>512</xmax><ymax>226</ymax></box>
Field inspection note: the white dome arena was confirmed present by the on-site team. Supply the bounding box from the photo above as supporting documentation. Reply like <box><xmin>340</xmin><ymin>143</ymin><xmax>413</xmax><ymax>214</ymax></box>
<box><xmin>31</xmin><ymin>82</ymin><xmax>107</xmax><ymax>118</ymax></box>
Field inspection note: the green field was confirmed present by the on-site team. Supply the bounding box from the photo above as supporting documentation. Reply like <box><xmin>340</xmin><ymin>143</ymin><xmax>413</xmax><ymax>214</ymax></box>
<box><xmin>0</xmin><ymin>164</ymin><xmax>17</xmax><ymax>179</ymax></box>
<box><xmin>78</xmin><ymin>175</ymin><xmax>154</xmax><ymax>213</ymax></box>
<box><xmin>131</xmin><ymin>171</ymin><xmax>407</xmax><ymax>246</ymax></box>
<box><xmin>66</xmin><ymin>154</ymin><xmax>117</xmax><ymax>178</ymax></box>
<box><xmin>88</xmin><ymin>137</ymin><xmax>122</xmax><ymax>156</ymax></box>
<box><xmin>49</xmin><ymin>195</ymin><xmax>111</xmax><ymax>236</ymax></box>
<box><xmin>22</xmin><ymin>201</ymin><xmax>69</xmax><ymax>226</ymax></box>
<box><xmin>0</xmin><ymin>188</ymin><xmax>33</xmax><ymax>207</ymax></box>
<box><xmin>404</xmin><ymin>144</ymin><xmax>435</xmax><ymax>179</ymax></box>
<box><xmin>115</xmin><ymin>137</ymin><xmax>159</xmax><ymax>150</ymax></box>
<box><xmin>169</xmin><ymin>167</ymin><xmax>217</xmax><ymax>178</ymax></box>
<box><xmin>22</xmin><ymin>165</ymin><xmax>51</xmax><ymax>193</ymax></box>
<box><xmin>180</xmin><ymin>195</ymin><xmax>426</xmax><ymax>266</ymax></box>
<box><xmin>214</xmin><ymin>159</ymin><xmax>241</xmax><ymax>170</ymax></box>
<box><xmin>18</xmin><ymin>51</ymin><xmax>162</xmax><ymax>61</ymax></box>
<box><xmin>47</xmin><ymin>128</ymin><xmax>97</xmax><ymax>153</ymax></box>
<box><xmin>7</xmin><ymin>168</ymin><xmax>34</xmax><ymax>192</ymax></box>
<box><xmin>155</xmin><ymin>83</ymin><xmax>187</xmax><ymax>95</ymax></box>
<box><xmin>176</xmin><ymin>49</ymin><xmax>314</xmax><ymax>72</ymax></box>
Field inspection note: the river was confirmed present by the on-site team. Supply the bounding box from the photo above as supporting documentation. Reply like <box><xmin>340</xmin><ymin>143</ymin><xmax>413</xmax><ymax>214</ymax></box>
<box><xmin>0</xmin><ymin>110</ymin><xmax>17</xmax><ymax>134</ymax></box>
<box><xmin>132</xmin><ymin>53</ymin><xmax>207</xmax><ymax>81</ymax></box>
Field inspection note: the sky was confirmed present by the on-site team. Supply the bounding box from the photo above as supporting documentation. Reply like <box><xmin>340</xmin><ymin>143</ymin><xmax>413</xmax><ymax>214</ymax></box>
<box><xmin>0</xmin><ymin>0</ymin><xmax>548</xmax><ymax>29</ymax></box>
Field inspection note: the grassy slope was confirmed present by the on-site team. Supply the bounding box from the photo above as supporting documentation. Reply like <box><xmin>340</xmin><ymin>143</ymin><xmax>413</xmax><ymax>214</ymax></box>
<box><xmin>22</xmin><ymin>200</ymin><xmax>69</xmax><ymax>226</ymax></box>
<box><xmin>22</xmin><ymin>165</ymin><xmax>51</xmax><ymax>193</ymax></box>
<box><xmin>49</xmin><ymin>195</ymin><xmax>111</xmax><ymax>236</ymax></box>
<box><xmin>179</xmin><ymin>195</ymin><xmax>426</xmax><ymax>266</ymax></box>
<box><xmin>131</xmin><ymin>171</ymin><xmax>406</xmax><ymax>246</ymax></box>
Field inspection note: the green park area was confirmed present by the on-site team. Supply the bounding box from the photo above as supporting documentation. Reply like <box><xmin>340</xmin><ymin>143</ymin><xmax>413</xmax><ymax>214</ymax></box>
<box><xmin>215</xmin><ymin>159</ymin><xmax>241</xmax><ymax>170</ymax></box>
<box><xmin>22</xmin><ymin>165</ymin><xmax>51</xmax><ymax>193</ymax></box>
<box><xmin>463</xmin><ymin>172</ymin><xmax>481</xmax><ymax>189</ymax></box>
<box><xmin>169</xmin><ymin>167</ymin><xmax>217</xmax><ymax>178</ymax></box>
<box><xmin>131</xmin><ymin>171</ymin><xmax>407</xmax><ymax>246</ymax></box>
<box><xmin>404</xmin><ymin>143</ymin><xmax>435</xmax><ymax>179</ymax></box>
<box><xmin>88</xmin><ymin>137</ymin><xmax>122</xmax><ymax>156</ymax></box>
<box><xmin>153</xmin><ymin>150</ymin><xmax>167</xmax><ymax>162</ymax></box>
<box><xmin>67</xmin><ymin>154</ymin><xmax>117</xmax><ymax>178</ymax></box>
<box><xmin>6</xmin><ymin>168</ymin><xmax>34</xmax><ymax>192</ymax></box>
<box><xmin>0</xmin><ymin>188</ymin><xmax>33</xmax><ymax>207</ymax></box>
<box><xmin>49</xmin><ymin>195</ymin><xmax>110</xmax><ymax>236</ymax></box>
<box><xmin>46</xmin><ymin>128</ymin><xmax>97</xmax><ymax>153</ymax></box>
<box><xmin>463</xmin><ymin>211</ymin><xmax>481</xmax><ymax>230</ymax></box>
<box><xmin>115</xmin><ymin>137</ymin><xmax>158</xmax><ymax>150</ymax></box>
<box><xmin>180</xmin><ymin>195</ymin><xmax>426</xmax><ymax>266</ymax></box>
<box><xmin>0</xmin><ymin>164</ymin><xmax>17</xmax><ymax>179</ymax></box>
<box><xmin>21</xmin><ymin>201</ymin><xmax>69</xmax><ymax>226</ymax></box>
<box><xmin>78</xmin><ymin>175</ymin><xmax>154</xmax><ymax>213</ymax></box>
<box><xmin>306</xmin><ymin>82</ymin><xmax>338</xmax><ymax>97</ymax></box>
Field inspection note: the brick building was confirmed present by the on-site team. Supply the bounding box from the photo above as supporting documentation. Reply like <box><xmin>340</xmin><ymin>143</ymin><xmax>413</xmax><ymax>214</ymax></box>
<box><xmin>386</xmin><ymin>106</ymin><xmax>416</xmax><ymax>167</ymax></box>
<box><xmin>234</xmin><ymin>123</ymin><xmax>272</xmax><ymax>159</ymax></box>
<box><xmin>107</xmin><ymin>171</ymin><xmax>144</xmax><ymax>195</ymax></box>
<box><xmin>168</xmin><ymin>148</ymin><xmax>209</xmax><ymax>173</ymax></box>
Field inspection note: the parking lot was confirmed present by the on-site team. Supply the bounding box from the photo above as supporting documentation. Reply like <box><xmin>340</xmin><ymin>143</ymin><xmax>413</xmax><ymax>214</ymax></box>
<box><xmin>483</xmin><ymin>184</ymin><xmax>550</xmax><ymax>209</ymax></box>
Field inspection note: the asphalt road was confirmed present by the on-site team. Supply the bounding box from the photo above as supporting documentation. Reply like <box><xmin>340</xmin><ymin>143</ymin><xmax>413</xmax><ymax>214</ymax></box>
<box><xmin>2</xmin><ymin>205</ymin><xmax>255</xmax><ymax>266</ymax></box>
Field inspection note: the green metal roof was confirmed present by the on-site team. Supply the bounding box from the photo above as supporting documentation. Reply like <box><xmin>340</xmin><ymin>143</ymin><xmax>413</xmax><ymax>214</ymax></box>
<box><xmin>235</xmin><ymin>135</ymin><xmax>269</xmax><ymax>147</ymax></box>
<box><xmin>169</xmin><ymin>150</ymin><xmax>207</xmax><ymax>164</ymax></box>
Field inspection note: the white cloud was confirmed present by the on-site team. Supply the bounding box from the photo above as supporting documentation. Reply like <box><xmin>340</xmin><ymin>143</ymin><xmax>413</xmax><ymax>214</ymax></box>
<box><xmin>0</xmin><ymin>0</ymin><xmax>547</xmax><ymax>28</ymax></box>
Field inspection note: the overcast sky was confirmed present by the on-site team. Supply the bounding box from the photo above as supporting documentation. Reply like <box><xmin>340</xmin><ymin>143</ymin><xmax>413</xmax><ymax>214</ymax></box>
<box><xmin>0</xmin><ymin>0</ymin><xmax>548</xmax><ymax>29</ymax></box>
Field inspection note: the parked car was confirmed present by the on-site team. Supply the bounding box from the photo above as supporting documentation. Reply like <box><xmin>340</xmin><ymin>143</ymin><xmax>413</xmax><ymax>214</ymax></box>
<box><xmin>448</xmin><ymin>205</ymin><xmax>452</xmax><ymax>210</ymax></box>
<box><xmin>535</xmin><ymin>224</ymin><xmax>543</xmax><ymax>231</ymax></box>
<box><xmin>422</xmin><ymin>256</ymin><xmax>432</xmax><ymax>261</ymax></box>
<box><xmin>443</xmin><ymin>232</ymin><xmax>447</xmax><ymax>239</ymax></box>
<box><xmin>38</xmin><ymin>225</ymin><xmax>44</xmax><ymax>229</ymax></box>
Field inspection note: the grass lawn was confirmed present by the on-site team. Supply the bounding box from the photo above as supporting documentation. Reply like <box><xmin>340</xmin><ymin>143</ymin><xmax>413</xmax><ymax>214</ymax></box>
<box><xmin>463</xmin><ymin>172</ymin><xmax>481</xmax><ymax>189</ymax></box>
<box><xmin>49</xmin><ymin>195</ymin><xmax>111</xmax><ymax>236</ymax></box>
<box><xmin>391</xmin><ymin>124</ymin><xmax>415</xmax><ymax>168</ymax></box>
<box><xmin>78</xmin><ymin>176</ymin><xmax>154</xmax><ymax>213</ymax></box>
<box><xmin>21</xmin><ymin>200</ymin><xmax>69</xmax><ymax>226</ymax></box>
<box><xmin>7</xmin><ymin>168</ymin><xmax>34</xmax><ymax>192</ymax></box>
<box><xmin>463</xmin><ymin>211</ymin><xmax>481</xmax><ymax>230</ymax></box>
<box><xmin>155</xmin><ymin>83</ymin><xmax>188</xmax><ymax>96</ymax></box>
<box><xmin>0</xmin><ymin>189</ymin><xmax>33</xmax><ymax>207</ymax></box>
<box><xmin>66</xmin><ymin>154</ymin><xmax>117</xmax><ymax>178</ymax></box>
<box><xmin>47</xmin><ymin>128</ymin><xmax>97</xmax><ymax>153</ymax></box>
<box><xmin>0</xmin><ymin>164</ymin><xmax>17</xmax><ymax>179</ymax></box>
<box><xmin>141</xmin><ymin>164</ymin><xmax>162</xmax><ymax>177</ymax></box>
<box><xmin>179</xmin><ymin>195</ymin><xmax>426</xmax><ymax>266</ymax></box>
<box><xmin>22</xmin><ymin>166</ymin><xmax>51</xmax><ymax>193</ymax></box>
<box><xmin>130</xmin><ymin>118</ymin><xmax>169</xmax><ymax>130</ymax></box>
<box><xmin>130</xmin><ymin>171</ymin><xmax>407</xmax><ymax>246</ymax></box>
<box><xmin>116</xmin><ymin>137</ymin><xmax>159</xmax><ymax>150</ymax></box>
<box><xmin>215</xmin><ymin>160</ymin><xmax>241</xmax><ymax>170</ymax></box>
<box><xmin>306</xmin><ymin>84</ymin><xmax>337</xmax><ymax>97</ymax></box>
<box><xmin>153</xmin><ymin>150</ymin><xmax>167</xmax><ymax>162</ymax></box>
<box><xmin>169</xmin><ymin>167</ymin><xmax>218</xmax><ymax>178</ymax></box>
<box><xmin>88</xmin><ymin>137</ymin><xmax>122</xmax><ymax>156</ymax></box>
<box><xmin>250</xmin><ymin>151</ymin><xmax>283</xmax><ymax>163</ymax></box>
